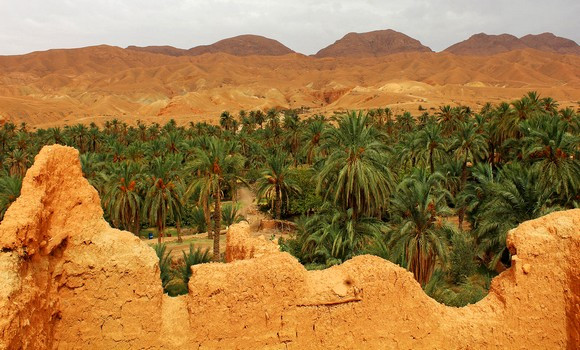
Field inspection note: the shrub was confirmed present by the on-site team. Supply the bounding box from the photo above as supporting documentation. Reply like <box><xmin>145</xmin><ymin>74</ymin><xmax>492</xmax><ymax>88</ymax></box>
<box><xmin>448</xmin><ymin>233</ymin><xmax>477</xmax><ymax>283</ymax></box>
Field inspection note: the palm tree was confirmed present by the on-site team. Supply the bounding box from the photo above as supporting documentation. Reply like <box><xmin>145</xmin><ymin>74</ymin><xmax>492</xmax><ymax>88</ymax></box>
<box><xmin>318</xmin><ymin>111</ymin><xmax>394</xmax><ymax>219</ymax></box>
<box><xmin>394</xmin><ymin>132</ymin><xmax>421</xmax><ymax>169</ymax></box>
<box><xmin>396</xmin><ymin>112</ymin><xmax>416</xmax><ymax>133</ymax></box>
<box><xmin>450</xmin><ymin>120</ymin><xmax>488</xmax><ymax>229</ymax></box>
<box><xmin>495</xmin><ymin>93</ymin><xmax>540</xmax><ymax>141</ymax></box>
<box><xmin>385</xmin><ymin>168</ymin><xmax>452</xmax><ymax>285</ymax></box>
<box><xmin>521</xmin><ymin>115</ymin><xmax>580</xmax><ymax>201</ymax></box>
<box><xmin>142</xmin><ymin>157</ymin><xmax>184</xmax><ymax>244</ymax></box>
<box><xmin>283</xmin><ymin>113</ymin><xmax>302</xmax><ymax>163</ymax></box>
<box><xmin>69</xmin><ymin>124</ymin><xmax>88</xmax><ymax>153</ymax></box>
<box><xmin>190</xmin><ymin>137</ymin><xmax>244</xmax><ymax>261</ymax></box>
<box><xmin>474</xmin><ymin>163</ymin><xmax>557</xmax><ymax>268</ymax></box>
<box><xmin>415</xmin><ymin>122</ymin><xmax>446</xmax><ymax>174</ymax></box>
<box><xmin>0</xmin><ymin>174</ymin><xmax>22</xmax><ymax>220</ymax></box>
<box><xmin>436</xmin><ymin>105</ymin><xmax>456</xmax><ymax>136</ymax></box>
<box><xmin>221</xmin><ymin>202</ymin><xmax>245</xmax><ymax>227</ymax></box>
<box><xmin>44</xmin><ymin>127</ymin><xmax>65</xmax><ymax>145</ymax></box>
<box><xmin>302</xmin><ymin>119</ymin><xmax>325</xmax><ymax>165</ymax></box>
<box><xmin>154</xmin><ymin>244</ymin><xmax>172</xmax><ymax>291</ymax></box>
<box><xmin>541</xmin><ymin>97</ymin><xmax>559</xmax><ymax>115</ymax></box>
<box><xmin>256</xmin><ymin>151</ymin><xmax>301</xmax><ymax>219</ymax></box>
<box><xmin>300</xmin><ymin>204</ymin><xmax>384</xmax><ymax>265</ymax></box>
<box><xmin>220</xmin><ymin>111</ymin><xmax>235</xmax><ymax>133</ymax></box>
<box><xmin>7</xmin><ymin>149</ymin><xmax>30</xmax><ymax>177</ymax></box>
<box><xmin>103</xmin><ymin>162</ymin><xmax>143</xmax><ymax>235</ymax></box>
<box><xmin>177</xmin><ymin>245</ymin><xmax>211</xmax><ymax>288</ymax></box>
<box><xmin>456</xmin><ymin>163</ymin><xmax>495</xmax><ymax>228</ymax></box>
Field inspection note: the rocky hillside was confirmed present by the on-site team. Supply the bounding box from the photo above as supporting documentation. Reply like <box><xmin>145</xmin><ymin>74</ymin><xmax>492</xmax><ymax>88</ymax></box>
<box><xmin>445</xmin><ymin>32</ymin><xmax>580</xmax><ymax>55</ymax></box>
<box><xmin>187</xmin><ymin>34</ymin><xmax>294</xmax><ymax>56</ymax></box>
<box><xmin>126</xmin><ymin>45</ymin><xmax>188</xmax><ymax>56</ymax></box>
<box><xmin>520</xmin><ymin>32</ymin><xmax>580</xmax><ymax>54</ymax></box>
<box><xmin>314</xmin><ymin>29</ymin><xmax>432</xmax><ymax>58</ymax></box>
<box><xmin>126</xmin><ymin>34</ymin><xmax>294</xmax><ymax>57</ymax></box>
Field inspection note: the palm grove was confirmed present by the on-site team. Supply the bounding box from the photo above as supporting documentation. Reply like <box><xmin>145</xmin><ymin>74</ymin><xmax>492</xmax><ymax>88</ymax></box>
<box><xmin>0</xmin><ymin>92</ymin><xmax>578</xmax><ymax>304</ymax></box>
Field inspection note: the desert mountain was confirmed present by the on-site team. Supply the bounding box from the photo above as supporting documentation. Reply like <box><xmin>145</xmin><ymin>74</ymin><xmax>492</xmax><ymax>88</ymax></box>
<box><xmin>520</xmin><ymin>33</ymin><xmax>580</xmax><ymax>55</ymax></box>
<box><xmin>444</xmin><ymin>33</ymin><xmax>526</xmax><ymax>55</ymax></box>
<box><xmin>0</xmin><ymin>44</ymin><xmax>579</xmax><ymax>127</ymax></box>
<box><xmin>127</xmin><ymin>35</ymin><xmax>294</xmax><ymax>57</ymax></box>
<box><xmin>187</xmin><ymin>34</ymin><xmax>294</xmax><ymax>56</ymax></box>
<box><xmin>314</xmin><ymin>29</ymin><xmax>432</xmax><ymax>58</ymax></box>
<box><xmin>126</xmin><ymin>45</ymin><xmax>189</xmax><ymax>57</ymax></box>
<box><xmin>445</xmin><ymin>32</ymin><xmax>580</xmax><ymax>55</ymax></box>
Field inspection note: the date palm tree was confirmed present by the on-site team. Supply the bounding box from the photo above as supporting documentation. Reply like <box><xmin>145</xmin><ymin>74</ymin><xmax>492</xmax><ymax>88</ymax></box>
<box><xmin>142</xmin><ymin>157</ymin><xmax>184</xmax><ymax>244</ymax></box>
<box><xmin>450</xmin><ymin>120</ymin><xmax>488</xmax><ymax>229</ymax></box>
<box><xmin>521</xmin><ymin>115</ymin><xmax>580</xmax><ymax>202</ymax></box>
<box><xmin>0</xmin><ymin>174</ymin><xmax>22</xmax><ymax>220</ymax></box>
<box><xmin>256</xmin><ymin>150</ymin><xmax>301</xmax><ymax>219</ymax></box>
<box><xmin>386</xmin><ymin>168</ymin><xmax>452</xmax><ymax>285</ymax></box>
<box><xmin>302</xmin><ymin>119</ymin><xmax>325</xmax><ymax>165</ymax></box>
<box><xmin>318</xmin><ymin>111</ymin><xmax>394</xmax><ymax>219</ymax></box>
<box><xmin>301</xmin><ymin>204</ymin><xmax>384</xmax><ymax>266</ymax></box>
<box><xmin>103</xmin><ymin>161</ymin><xmax>143</xmax><ymax>235</ymax></box>
<box><xmin>416</xmin><ymin>122</ymin><xmax>446</xmax><ymax>174</ymax></box>
<box><xmin>190</xmin><ymin>137</ymin><xmax>244</xmax><ymax>261</ymax></box>
<box><xmin>474</xmin><ymin>163</ymin><xmax>557</xmax><ymax>268</ymax></box>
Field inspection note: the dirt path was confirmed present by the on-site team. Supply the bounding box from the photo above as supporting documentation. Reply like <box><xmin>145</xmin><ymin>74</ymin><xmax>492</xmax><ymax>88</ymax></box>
<box><xmin>145</xmin><ymin>187</ymin><xmax>273</xmax><ymax>258</ymax></box>
<box><xmin>237</xmin><ymin>186</ymin><xmax>268</xmax><ymax>231</ymax></box>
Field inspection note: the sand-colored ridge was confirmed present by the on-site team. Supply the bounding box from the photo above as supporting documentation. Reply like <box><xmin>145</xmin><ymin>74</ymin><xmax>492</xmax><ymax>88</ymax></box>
<box><xmin>0</xmin><ymin>47</ymin><xmax>579</xmax><ymax>128</ymax></box>
<box><xmin>0</xmin><ymin>145</ymin><xmax>579</xmax><ymax>349</ymax></box>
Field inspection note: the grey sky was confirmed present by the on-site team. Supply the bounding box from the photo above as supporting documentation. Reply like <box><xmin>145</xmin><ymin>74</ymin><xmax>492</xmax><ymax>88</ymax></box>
<box><xmin>1</xmin><ymin>0</ymin><xmax>578</xmax><ymax>55</ymax></box>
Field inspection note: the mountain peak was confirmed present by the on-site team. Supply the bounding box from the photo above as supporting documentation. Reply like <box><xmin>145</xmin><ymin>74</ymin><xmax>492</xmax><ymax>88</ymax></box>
<box><xmin>187</xmin><ymin>34</ymin><xmax>294</xmax><ymax>56</ymax></box>
<box><xmin>314</xmin><ymin>29</ymin><xmax>432</xmax><ymax>58</ymax></box>
<box><xmin>445</xmin><ymin>32</ymin><xmax>580</xmax><ymax>55</ymax></box>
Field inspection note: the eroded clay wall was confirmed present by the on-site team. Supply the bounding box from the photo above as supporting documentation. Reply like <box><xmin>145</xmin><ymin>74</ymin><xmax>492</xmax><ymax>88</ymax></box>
<box><xmin>0</xmin><ymin>145</ymin><xmax>578</xmax><ymax>349</ymax></box>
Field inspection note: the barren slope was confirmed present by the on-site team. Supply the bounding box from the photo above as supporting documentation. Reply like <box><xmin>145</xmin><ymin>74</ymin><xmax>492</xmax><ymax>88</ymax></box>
<box><xmin>520</xmin><ymin>33</ymin><xmax>580</xmax><ymax>55</ymax></box>
<box><xmin>0</xmin><ymin>46</ymin><xmax>579</xmax><ymax>127</ymax></box>
<box><xmin>187</xmin><ymin>34</ymin><xmax>294</xmax><ymax>56</ymax></box>
<box><xmin>444</xmin><ymin>33</ymin><xmax>527</xmax><ymax>55</ymax></box>
<box><xmin>315</xmin><ymin>29</ymin><xmax>432</xmax><ymax>58</ymax></box>
<box><xmin>445</xmin><ymin>32</ymin><xmax>580</xmax><ymax>55</ymax></box>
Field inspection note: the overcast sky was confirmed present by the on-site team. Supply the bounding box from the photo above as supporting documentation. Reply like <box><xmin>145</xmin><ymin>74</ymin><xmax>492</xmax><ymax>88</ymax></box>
<box><xmin>1</xmin><ymin>0</ymin><xmax>578</xmax><ymax>55</ymax></box>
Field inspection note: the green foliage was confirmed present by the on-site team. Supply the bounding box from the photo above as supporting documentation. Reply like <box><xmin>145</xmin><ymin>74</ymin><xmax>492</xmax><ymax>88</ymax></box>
<box><xmin>221</xmin><ymin>202</ymin><xmax>245</xmax><ymax>227</ymax></box>
<box><xmin>0</xmin><ymin>174</ymin><xmax>22</xmax><ymax>220</ymax></box>
<box><xmin>153</xmin><ymin>243</ymin><xmax>172</xmax><ymax>291</ymax></box>
<box><xmin>177</xmin><ymin>245</ymin><xmax>211</xmax><ymax>288</ymax></box>
<box><xmin>286</xmin><ymin>167</ymin><xmax>324</xmax><ymax>216</ymax></box>
<box><xmin>474</xmin><ymin>163</ymin><xmax>557</xmax><ymax>267</ymax></box>
<box><xmin>0</xmin><ymin>92</ymin><xmax>577</xmax><ymax>297</ymax></box>
<box><xmin>384</xmin><ymin>168</ymin><xmax>452</xmax><ymax>285</ymax></box>
<box><xmin>186</xmin><ymin>205</ymin><xmax>208</xmax><ymax>233</ymax></box>
<box><xmin>424</xmin><ymin>270</ymin><xmax>491</xmax><ymax>307</ymax></box>
<box><xmin>318</xmin><ymin>111</ymin><xmax>394</xmax><ymax>218</ymax></box>
<box><xmin>448</xmin><ymin>234</ymin><xmax>477</xmax><ymax>284</ymax></box>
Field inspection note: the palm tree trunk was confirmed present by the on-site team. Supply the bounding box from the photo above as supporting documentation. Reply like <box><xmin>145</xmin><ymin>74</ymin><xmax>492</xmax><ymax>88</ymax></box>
<box><xmin>176</xmin><ymin>219</ymin><xmax>182</xmax><ymax>243</ymax></box>
<box><xmin>133</xmin><ymin>210</ymin><xmax>141</xmax><ymax>238</ymax></box>
<box><xmin>275</xmin><ymin>185</ymin><xmax>282</xmax><ymax>219</ymax></box>
<box><xmin>429</xmin><ymin>147</ymin><xmax>435</xmax><ymax>174</ymax></box>
<box><xmin>203</xmin><ymin>196</ymin><xmax>212</xmax><ymax>239</ymax></box>
<box><xmin>458</xmin><ymin>154</ymin><xmax>469</xmax><ymax>231</ymax></box>
<box><xmin>157</xmin><ymin>223</ymin><xmax>162</xmax><ymax>244</ymax></box>
<box><xmin>213</xmin><ymin>183</ymin><xmax>221</xmax><ymax>261</ymax></box>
